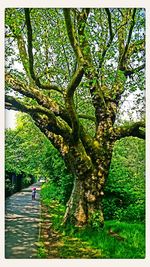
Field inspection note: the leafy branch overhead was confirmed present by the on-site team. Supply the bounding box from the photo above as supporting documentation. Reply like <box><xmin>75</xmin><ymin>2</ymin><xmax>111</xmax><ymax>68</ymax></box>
<box><xmin>5</xmin><ymin>8</ymin><xmax>145</xmax><ymax>141</ymax></box>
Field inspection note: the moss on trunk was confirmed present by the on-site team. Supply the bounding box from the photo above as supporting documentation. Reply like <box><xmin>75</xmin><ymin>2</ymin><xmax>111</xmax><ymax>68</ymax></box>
<box><xmin>62</xmin><ymin>165</ymin><xmax>109</xmax><ymax>228</ymax></box>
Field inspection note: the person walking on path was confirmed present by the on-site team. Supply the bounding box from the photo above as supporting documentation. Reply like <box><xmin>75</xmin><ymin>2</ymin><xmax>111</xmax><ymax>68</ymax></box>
<box><xmin>32</xmin><ymin>187</ymin><xmax>36</xmax><ymax>200</ymax></box>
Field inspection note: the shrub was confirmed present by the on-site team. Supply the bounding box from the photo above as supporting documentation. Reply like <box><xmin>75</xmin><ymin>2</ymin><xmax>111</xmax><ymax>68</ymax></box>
<box><xmin>103</xmin><ymin>137</ymin><xmax>145</xmax><ymax>223</ymax></box>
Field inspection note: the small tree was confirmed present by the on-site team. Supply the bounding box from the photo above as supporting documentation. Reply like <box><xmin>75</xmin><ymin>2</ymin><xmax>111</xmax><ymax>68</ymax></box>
<box><xmin>5</xmin><ymin>8</ymin><xmax>145</xmax><ymax>227</ymax></box>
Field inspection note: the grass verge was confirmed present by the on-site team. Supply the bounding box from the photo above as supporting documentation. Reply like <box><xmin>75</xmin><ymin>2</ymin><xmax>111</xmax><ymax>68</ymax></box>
<box><xmin>38</xmin><ymin>183</ymin><xmax>145</xmax><ymax>259</ymax></box>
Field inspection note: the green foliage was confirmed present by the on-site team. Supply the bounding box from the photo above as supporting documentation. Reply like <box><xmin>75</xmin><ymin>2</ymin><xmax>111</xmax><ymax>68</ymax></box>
<box><xmin>41</xmin><ymin>174</ymin><xmax>73</xmax><ymax>205</ymax></box>
<box><xmin>41</xmin><ymin>182</ymin><xmax>60</xmax><ymax>204</ymax></box>
<box><xmin>5</xmin><ymin>129</ymin><xmax>24</xmax><ymax>175</ymax></box>
<box><xmin>5</xmin><ymin>8</ymin><xmax>145</xmax><ymax>131</ymax></box>
<box><xmin>37</xmin><ymin>242</ymin><xmax>48</xmax><ymax>258</ymax></box>
<box><xmin>103</xmin><ymin>136</ymin><xmax>145</xmax><ymax>222</ymax></box>
<box><xmin>40</xmin><ymin>187</ymin><xmax>145</xmax><ymax>258</ymax></box>
<box><xmin>5</xmin><ymin>113</ymin><xmax>52</xmax><ymax>195</ymax></box>
<box><xmin>87</xmin><ymin>211</ymin><xmax>104</xmax><ymax>230</ymax></box>
<box><xmin>5</xmin><ymin>112</ymin><xmax>74</xmax><ymax>200</ymax></box>
<box><xmin>88</xmin><ymin>212</ymin><xmax>100</xmax><ymax>230</ymax></box>
<box><xmin>74</xmin><ymin>221</ymin><xmax>145</xmax><ymax>258</ymax></box>
<box><xmin>14</xmin><ymin>113</ymin><xmax>53</xmax><ymax>178</ymax></box>
<box><xmin>41</xmin><ymin>145</ymin><xmax>74</xmax><ymax>204</ymax></box>
<box><xmin>5</xmin><ymin>178</ymin><xmax>13</xmax><ymax>195</ymax></box>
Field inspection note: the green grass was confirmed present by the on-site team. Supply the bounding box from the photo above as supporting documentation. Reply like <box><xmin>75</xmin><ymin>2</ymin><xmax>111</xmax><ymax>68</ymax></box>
<box><xmin>40</xmin><ymin>184</ymin><xmax>145</xmax><ymax>259</ymax></box>
<box><xmin>73</xmin><ymin>221</ymin><xmax>145</xmax><ymax>258</ymax></box>
<box><xmin>36</xmin><ymin>241</ymin><xmax>48</xmax><ymax>258</ymax></box>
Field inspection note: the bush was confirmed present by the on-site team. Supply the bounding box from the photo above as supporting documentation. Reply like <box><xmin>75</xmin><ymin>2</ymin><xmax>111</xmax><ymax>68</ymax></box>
<box><xmin>103</xmin><ymin>137</ymin><xmax>145</xmax><ymax>223</ymax></box>
<box><xmin>44</xmin><ymin>148</ymin><xmax>74</xmax><ymax>204</ymax></box>
<box><xmin>41</xmin><ymin>181</ymin><xmax>60</xmax><ymax>205</ymax></box>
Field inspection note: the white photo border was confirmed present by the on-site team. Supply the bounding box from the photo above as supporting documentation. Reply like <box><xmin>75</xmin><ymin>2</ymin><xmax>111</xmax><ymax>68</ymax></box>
<box><xmin>0</xmin><ymin>1</ymin><xmax>149</xmax><ymax>267</ymax></box>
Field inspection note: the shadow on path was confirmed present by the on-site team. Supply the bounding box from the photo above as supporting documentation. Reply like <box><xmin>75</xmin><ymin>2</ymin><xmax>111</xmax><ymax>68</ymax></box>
<box><xmin>5</xmin><ymin>182</ymin><xmax>42</xmax><ymax>259</ymax></box>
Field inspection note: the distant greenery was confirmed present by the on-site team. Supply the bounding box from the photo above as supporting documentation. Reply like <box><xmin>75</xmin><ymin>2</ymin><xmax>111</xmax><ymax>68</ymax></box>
<box><xmin>5</xmin><ymin>113</ymin><xmax>73</xmax><ymax>199</ymax></box>
<box><xmin>5</xmin><ymin>113</ymin><xmax>52</xmax><ymax>178</ymax></box>
<box><xmin>42</xmin><ymin>148</ymin><xmax>73</xmax><ymax>204</ymax></box>
<box><xmin>103</xmin><ymin>136</ymin><xmax>145</xmax><ymax>222</ymax></box>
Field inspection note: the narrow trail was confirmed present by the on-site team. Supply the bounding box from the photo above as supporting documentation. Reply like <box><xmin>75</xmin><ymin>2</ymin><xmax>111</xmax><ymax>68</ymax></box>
<box><xmin>5</xmin><ymin>182</ymin><xmax>41</xmax><ymax>259</ymax></box>
<box><xmin>5</xmin><ymin>182</ymin><xmax>102</xmax><ymax>259</ymax></box>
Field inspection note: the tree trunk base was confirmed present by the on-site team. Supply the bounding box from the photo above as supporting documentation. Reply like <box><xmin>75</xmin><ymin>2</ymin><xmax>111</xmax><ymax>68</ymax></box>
<box><xmin>62</xmin><ymin>177</ymin><xmax>104</xmax><ymax>229</ymax></box>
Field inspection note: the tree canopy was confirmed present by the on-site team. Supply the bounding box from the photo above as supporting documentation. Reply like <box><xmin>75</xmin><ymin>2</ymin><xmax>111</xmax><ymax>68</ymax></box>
<box><xmin>5</xmin><ymin>8</ymin><xmax>145</xmax><ymax>138</ymax></box>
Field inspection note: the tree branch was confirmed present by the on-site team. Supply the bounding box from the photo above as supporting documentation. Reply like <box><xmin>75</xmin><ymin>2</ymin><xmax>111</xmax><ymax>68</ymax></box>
<box><xmin>5</xmin><ymin>95</ymin><xmax>72</xmax><ymax>141</ymax></box>
<box><xmin>77</xmin><ymin>8</ymin><xmax>92</xmax><ymax>63</ymax></box>
<box><xmin>114</xmin><ymin>120</ymin><xmax>145</xmax><ymax>140</ymax></box>
<box><xmin>63</xmin><ymin>8</ymin><xmax>84</xmax><ymax>63</ymax></box>
<box><xmin>123</xmin><ymin>63</ymin><xmax>145</xmax><ymax>77</ymax></box>
<box><xmin>5</xmin><ymin>73</ymin><xmax>71</xmax><ymax>126</ymax></box>
<box><xmin>56</xmin><ymin>11</ymin><xmax>72</xmax><ymax>78</ymax></box>
<box><xmin>99</xmin><ymin>9</ymin><xmax>114</xmax><ymax>69</ymax></box>
<box><xmin>17</xmin><ymin>35</ymin><xmax>32</xmax><ymax>80</ymax></box>
<box><xmin>5</xmin><ymin>95</ymin><xmax>58</xmax><ymax>121</ymax></box>
<box><xmin>6</xmin><ymin>18</ymin><xmax>32</xmax><ymax>81</ymax></box>
<box><xmin>105</xmin><ymin>8</ymin><xmax>113</xmax><ymax>41</ymax></box>
<box><xmin>66</xmin><ymin>66</ymin><xmax>84</xmax><ymax>97</ymax></box>
<box><xmin>120</xmin><ymin>9</ymin><xmax>136</xmax><ymax>67</ymax></box>
<box><xmin>5</xmin><ymin>95</ymin><xmax>32</xmax><ymax>114</ymax></box>
<box><xmin>24</xmin><ymin>8</ymin><xmax>62</xmax><ymax>92</ymax></box>
<box><xmin>77</xmin><ymin>8</ymin><xmax>90</xmax><ymax>35</ymax></box>
<box><xmin>125</xmin><ymin>39</ymin><xmax>145</xmax><ymax>58</ymax></box>
<box><xmin>65</xmin><ymin>65</ymin><xmax>84</xmax><ymax>143</ymax></box>
<box><xmin>24</xmin><ymin>8</ymin><xmax>36</xmax><ymax>80</ymax></box>
<box><xmin>6</xmin><ymin>74</ymin><xmax>59</xmax><ymax>112</ymax></box>
<box><xmin>78</xmin><ymin>114</ymin><xmax>96</xmax><ymax>122</ymax></box>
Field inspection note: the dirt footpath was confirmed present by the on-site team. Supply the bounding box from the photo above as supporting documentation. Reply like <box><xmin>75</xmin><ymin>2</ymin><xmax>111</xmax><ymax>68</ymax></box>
<box><xmin>5</xmin><ymin>182</ymin><xmax>41</xmax><ymax>259</ymax></box>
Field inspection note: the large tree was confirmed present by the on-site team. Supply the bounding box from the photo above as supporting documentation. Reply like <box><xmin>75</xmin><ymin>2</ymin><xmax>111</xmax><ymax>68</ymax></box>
<box><xmin>5</xmin><ymin>8</ymin><xmax>145</xmax><ymax>227</ymax></box>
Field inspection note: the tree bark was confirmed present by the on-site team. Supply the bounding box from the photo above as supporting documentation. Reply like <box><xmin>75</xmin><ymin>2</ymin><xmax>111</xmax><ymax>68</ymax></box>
<box><xmin>62</xmin><ymin>163</ymin><xmax>109</xmax><ymax>228</ymax></box>
<box><xmin>62</xmin><ymin>138</ymin><xmax>113</xmax><ymax>228</ymax></box>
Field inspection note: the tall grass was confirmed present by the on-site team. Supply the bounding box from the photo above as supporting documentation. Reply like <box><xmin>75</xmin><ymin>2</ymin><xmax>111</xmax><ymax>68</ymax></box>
<box><xmin>74</xmin><ymin>221</ymin><xmax>145</xmax><ymax>258</ymax></box>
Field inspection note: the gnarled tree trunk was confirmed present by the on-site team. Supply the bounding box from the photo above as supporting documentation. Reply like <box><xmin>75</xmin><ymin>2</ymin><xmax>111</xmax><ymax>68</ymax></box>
<box><xmin>62</xmin><ymin>136</ymin><xmax>113</xmax><ymax>227</ymax></box>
